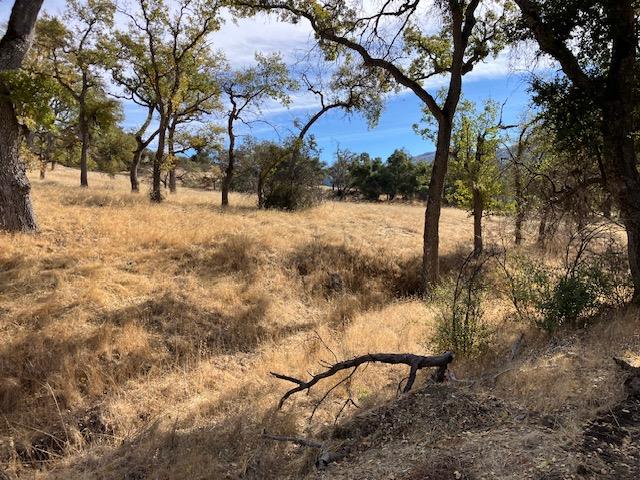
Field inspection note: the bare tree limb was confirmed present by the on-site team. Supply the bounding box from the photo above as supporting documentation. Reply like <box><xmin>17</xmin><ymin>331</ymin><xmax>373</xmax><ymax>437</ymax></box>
<box><xmin>271</xmin><ymin>351</ymin><xmax>454</xmax><ymax>408</ymax></box>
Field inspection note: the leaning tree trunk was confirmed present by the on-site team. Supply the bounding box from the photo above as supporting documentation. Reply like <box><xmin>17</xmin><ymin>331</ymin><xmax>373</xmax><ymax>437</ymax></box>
<box><xmin>422</xmin><ymin>116</ymin><xmax>453</xmax><ymax>289</ymax></box>
<box><xmin>78</xmin><ymin>102</ymin><xmax>89</xmax><ymax>188</ymax></box>
<box><xmin>130</xmin><ymin>147</ymin><xmax>142</xmax><ymax>192</ymax></box>
<box><xmin>0</xmin><ymin>90</ymin><xmax>38</xmax><ymax>232</ymax></box>
<box><xmin>472</xmin><ymin>187</ymin><xmax>483</xmax><ymax>257</ymax></box>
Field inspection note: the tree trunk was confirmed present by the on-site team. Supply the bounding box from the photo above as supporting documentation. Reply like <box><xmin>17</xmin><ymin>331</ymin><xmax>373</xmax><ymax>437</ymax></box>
<box><xmin>257</xmin><ymin>174</ymin><xmax>264</xmax><ymax>209</ymax></box>
<box><xmin>39</xmin><ymin>158</ymin><xmax>46</xmax><ymax>179</ymax></box>
<box><xmin>472</xmin><ymin>187</ymin><xmax>483</xmax><ymax>257</ymax></box>
<box><xmin>222</xmin><ymin>115</ymin><xmax>236</xmax><ymax>208</ymax></box>
<box><xmin>169</xmin><ymin>169</ymin><xmax>176</xmax><ymax>194</ymax></box>
<box><xmin>514</xmin><ymin>163</ymin><xmax>525</xmax><ymax>245</ymax></box>
<box><xmin>422</xmin><ymin>117</ymin><xmax>453</xmax><ymax>290</ymax></box>
<box><xmin>537</xmin><ymin>205</ymin><xmax>549</xmax><ymax>248</ymax></box>
<box><xmin>0</xmin><ymin>88</ymin><xmax>38</xmax><ymax>232</ymax></box>
<box><xmin>0</xmin><ymin>0</ymin><xmax>44</xmax><ymax>232</ymax></box>
<box><xmin>78</xmin><ymin>101</ymin><xmax>89</xmax><ymax>188</ymax></box>
<box><xmin>167</xmin><ymin>123</ymin><xmax>177</xmax><ymax>194</ymax></box>
<box><xmin>599</xmin><ymin>1</ymin><xmax>640</xmax><ymax>303</ymax></box>
<box><xmin>601</xmin><ymin>110</ymin><xmax>640</xmax><ymax>303</ymax></box>
<box><xmin>130</xmin><ymin>146</ymin><xmax>142</xmax><ymax>192</ymax></box>
<box><xmin>602</xmin><ymin>195</ymin><xmax>613</xmax><ymax>219</ymax></box>
<box><xmin>151</xmin><ymin>118</ymin><xmax>166</xmax><ymax>203</ymax></box>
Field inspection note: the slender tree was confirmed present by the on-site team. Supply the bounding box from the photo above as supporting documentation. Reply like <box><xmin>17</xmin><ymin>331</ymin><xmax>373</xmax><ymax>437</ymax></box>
<box><xmin>220</xmin><ymin>53</ymin><xmax>293</xmax><ymax>207</ymax></box>
<box><xmin>236</xmin><ymin>0</ymin><xmax>512</xmax><ymax>291</ymax></box>
<box><xmin>447</xmin><ymin>100</ymin><xmax>506</xmax><ymax>256</ymax></box>
<box><xmin>115</xmin><ymin>0</ymin><xmax>223</xmax><ymax>202</ymax></box>
<box><xmin>33</xmin><ymin>0</ymin><xmax>115</xmax><ymax>187</ymax></box>
<box><xmin>0</xmin><ymin>0</ymin><xmax>44</xmax><ymax>232</ymax></box>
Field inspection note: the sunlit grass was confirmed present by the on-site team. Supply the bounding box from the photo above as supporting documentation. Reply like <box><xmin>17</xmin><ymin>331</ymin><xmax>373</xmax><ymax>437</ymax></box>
<box><xmin>0</xmin><ymin>167</ymin><xmax>636</xmax><ymax>479</ymax></box>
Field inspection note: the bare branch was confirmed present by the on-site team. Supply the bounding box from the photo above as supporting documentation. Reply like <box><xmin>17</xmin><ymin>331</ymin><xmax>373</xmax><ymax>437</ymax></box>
<box><xmin>271</xmin><ymin>351</ymin><xmax>454</xmax><ymax>409</ymax></box>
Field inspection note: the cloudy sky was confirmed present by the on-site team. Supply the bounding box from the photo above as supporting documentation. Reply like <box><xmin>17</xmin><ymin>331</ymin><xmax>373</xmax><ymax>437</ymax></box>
<box><xmin>1</xmin><ymin>0</ymin><xmax>542</xmax><ymax>162</ymax></box>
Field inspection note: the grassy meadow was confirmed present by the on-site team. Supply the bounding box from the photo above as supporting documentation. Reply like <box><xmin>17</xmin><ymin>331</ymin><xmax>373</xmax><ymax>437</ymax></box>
<box><xmin>0</xmin><ymin>167</ymin><xmax>638</xmax><ymax>479</ymax></box>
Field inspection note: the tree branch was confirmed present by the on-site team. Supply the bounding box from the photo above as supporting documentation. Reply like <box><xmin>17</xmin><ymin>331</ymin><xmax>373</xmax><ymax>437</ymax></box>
<box><xmin>271</xmin><ymin>351</ymin><xmax>454</xmax><ymax>408</ymax></box>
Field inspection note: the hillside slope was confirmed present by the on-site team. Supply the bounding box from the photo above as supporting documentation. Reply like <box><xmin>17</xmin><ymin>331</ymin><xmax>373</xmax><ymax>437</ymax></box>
<box><xmin>0</xmin><ymin>168</ymin><xmax>638</xmax><ymax>479</ymax></box>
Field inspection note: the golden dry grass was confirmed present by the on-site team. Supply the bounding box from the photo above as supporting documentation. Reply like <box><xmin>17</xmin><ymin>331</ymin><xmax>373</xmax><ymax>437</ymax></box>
<box><xmin>0</xmin><ymin>167</ymin><xmax>637</xmax><ymax>479</ymax></box>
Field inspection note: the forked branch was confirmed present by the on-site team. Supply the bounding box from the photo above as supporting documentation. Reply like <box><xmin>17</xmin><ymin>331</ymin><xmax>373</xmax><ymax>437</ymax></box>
<box><xmin>271</xmin><ymin>351</ymin><xmax>454</xmax><ymax>408</ymax></box>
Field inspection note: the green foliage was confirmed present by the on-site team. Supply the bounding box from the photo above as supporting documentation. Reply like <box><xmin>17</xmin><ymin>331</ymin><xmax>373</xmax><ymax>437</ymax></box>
<box><xmin>92</xmin><ymin>126</ymin><xmax>136</xmax><ymax>175</ymax></box>
<box><xmin>501</xmin><ymin>227</ymin><xmax>634</xmax><ymax>333</ymax></box>
<box><xmin>447</xmin><ymin>99</ymin><xmax>510</xmax><ymax>213</ymax></box>
<box><xmin>224</xmin><ymin>52</ymin><xmax>296</xmax><ymax>112</ymax></box>
<box><xmin>0</xmin><ymin>70</ymin><xmax>68</xmax><ymax>131</ymax></box>
<box><xmin>430</xmin><ymin>253</ymin><xmax>493</xmax><ymax>357</ymax></box>
<box><xmin>384</xmin><ymin>149</ymin><xmax>418</xmax><ymax>200</ymax></box>
<box><xmin>262</xmin><ymin>138</ymin><xmax>325</xmax><ymax>211</ymax></box>
<box><xmin>348</xmin><ymin>153</ymin><xmax>385</xmax><ymax>201</ymax></box>
<box><xmin>348</xmin><ymin>150</ymin><xmax>430</xmax><ymax>201</ymax></box>
<box><xmin>327</xmin><ymin>148</ymin><xmax>354</xmax><ymax>197</ymax></box>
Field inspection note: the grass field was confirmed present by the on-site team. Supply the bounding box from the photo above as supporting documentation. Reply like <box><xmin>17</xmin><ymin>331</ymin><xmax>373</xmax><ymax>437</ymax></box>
<box><xmin>1</xmin><ymin>167</ymin><xmax>638</xmax><ymax>479</ymax></box>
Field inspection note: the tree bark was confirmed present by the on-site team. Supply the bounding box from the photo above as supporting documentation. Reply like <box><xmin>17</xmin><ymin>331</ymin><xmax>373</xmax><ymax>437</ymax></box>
<box><xmin>130</xmin><ymin>147</ymin><xmax>142</xmax><ymax>192</ymax></box>
<box><xmin>151</xmin><ymin>117</ymin><xmax>167</xmax><ymax>203</ymax></box>
<box><xmin>601</xmin><ymin>195</ymin><xmax>612</xmax><ymax>219</ymax></box>
<box><xmin>167</xmin><ymin>122</ymin><xmax>177</xmax><ymax>194</ymax></box>
<box><xmin>423</xmin><ymin>116</ymin><xmax>453</xmax><ymax>289</ymax></box>
<box><xmin>222</xmin><ymin>109</ymin><xmax>236</xmax><ymax>207</ymax></box>
<box><xmin>78</xmin><ymin>99</ymin><xmax>89</xmax><ymax>188</ymax></box>
<box><xmin>0</xmin><ymin>0</ymin><xmax>44</xmax><ymax>232</ymax></box>
<box><xmin>537</xmin><ymin>205</ymin><xmax>549</xmax><ymax>248</ymax></box>
<box><xmin>472</xmin><ymin>187</ymin><xmax>483</xmax><ymax>257</ymax></box>
<box><xmin>0</xmin><ymin>86</ymin><xmax>38</xmax><ymax>232</ymax></box>
<box><xmin>169</xmin><ymin>168</ymin><xmax>177</xmax><ymax>194</ymax></box>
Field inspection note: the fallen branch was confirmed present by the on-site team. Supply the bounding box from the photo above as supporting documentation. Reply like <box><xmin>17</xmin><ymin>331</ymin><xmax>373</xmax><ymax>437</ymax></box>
<box><xmin>271</xmin><ymin>351</ymin><xmax>454</xmax><ymax>408</ymax></box>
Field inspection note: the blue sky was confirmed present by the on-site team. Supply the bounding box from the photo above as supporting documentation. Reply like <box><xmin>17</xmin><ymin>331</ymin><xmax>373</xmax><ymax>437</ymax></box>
<box><xmin>253</xmin><ymin>74</ymin><xmax>533</xmax><ymax>161</ymax></box>
<box><xmin>1</xmin><ymin>0</ymin><xmax>540</xmax><ymax>163</ymax></box>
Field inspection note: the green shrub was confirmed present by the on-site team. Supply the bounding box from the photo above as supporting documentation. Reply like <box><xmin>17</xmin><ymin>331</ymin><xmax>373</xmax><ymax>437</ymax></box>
<box><xmin>430</xmin><ymin>253</ymin><xmax>492</xmax><ymax>356</ymax></box>
<box><xmin>501</xmin><ymin>226</ymin><xmax>633</xmax><ymax>333</ymax></box>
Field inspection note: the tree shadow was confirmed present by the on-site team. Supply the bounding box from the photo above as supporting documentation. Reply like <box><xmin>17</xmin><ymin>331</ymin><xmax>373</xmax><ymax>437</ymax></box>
<box><xmin>287</xmin><ymin>240</ymin><xmax>471</xmax><ymax>300</ymax></box>
<box><xmin>165</xmin><ymin>233</ymin><xmax>262</xmax><ymax>283</ymax></box>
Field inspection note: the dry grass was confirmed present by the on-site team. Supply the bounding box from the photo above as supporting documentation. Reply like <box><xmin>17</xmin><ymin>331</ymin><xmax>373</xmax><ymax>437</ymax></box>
<box><xmin>0</xmin><ymin>167</ymin><xmax>637</xmax><ymax>479</ymax></box>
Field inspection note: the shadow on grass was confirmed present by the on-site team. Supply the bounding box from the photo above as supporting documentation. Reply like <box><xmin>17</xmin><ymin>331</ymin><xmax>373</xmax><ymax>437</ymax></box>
<box><xmin>288</xmin><ymin>240</ymin><xmax>470</xmax><ymax>300</ymax></box>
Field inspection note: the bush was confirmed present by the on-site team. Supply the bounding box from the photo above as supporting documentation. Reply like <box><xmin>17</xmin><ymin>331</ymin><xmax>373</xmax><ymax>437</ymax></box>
<box><xmin>430</xmin><ymin>252</ymin><xmax>493</xmax><ymax>356</ymax></box>
<box><xmin>501</xmin><ymin>225</ymin><xmax>633</xmax><ymax>333</ymax></box>
<box><xmin>262</xmin><ymin>147</ymin><xmax>325</xmax><ymax>211</ymax></box>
